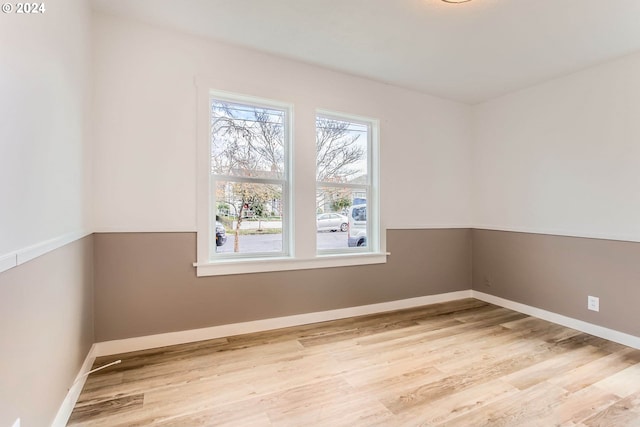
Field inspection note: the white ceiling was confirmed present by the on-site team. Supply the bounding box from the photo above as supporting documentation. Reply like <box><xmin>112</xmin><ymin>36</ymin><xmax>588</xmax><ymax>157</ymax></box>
<box><xmin>92</xmin><ymin>0</ymin><xmax>640</xmax><ymax>104</ymax></box>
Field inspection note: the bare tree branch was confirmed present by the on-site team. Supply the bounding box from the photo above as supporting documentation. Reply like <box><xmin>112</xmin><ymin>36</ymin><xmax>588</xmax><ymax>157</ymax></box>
<box><xmin>316</xmin><ymin>117</ymin><xmax>365</xmax><ymax>182</ymax></box>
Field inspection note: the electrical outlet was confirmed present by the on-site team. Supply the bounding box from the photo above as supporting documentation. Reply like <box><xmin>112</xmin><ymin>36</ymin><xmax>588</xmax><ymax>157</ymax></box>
<box><xmin>483</xmin><ymin>277</ymin><xmax>491</xmax><ymax>287</ymax></box>
<box><xmin>588</xmin><ymin>295</ymin><xmax>599</xmax><ymax>312</ymax></box>
<box><xmin>12</xmin><ymin>418</ymin><xmax>21</xmax><ymax>427</ymax></box>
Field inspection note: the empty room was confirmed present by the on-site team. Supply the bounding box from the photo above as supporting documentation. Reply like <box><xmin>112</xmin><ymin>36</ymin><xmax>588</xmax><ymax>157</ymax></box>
<box><xmin>3</xmin><ymin>0</ymin><xmax>640</xmax><ymax>425</ymax></box>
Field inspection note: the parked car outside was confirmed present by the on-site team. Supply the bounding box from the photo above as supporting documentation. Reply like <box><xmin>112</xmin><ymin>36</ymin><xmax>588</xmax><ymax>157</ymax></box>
<box><xmin>316</xmin><ymin>212</ymin><xmax>348</xmax><ymax>232</ymax></box>
<box><xmin>347</xmin><ymin>204</ymin><xmax>367</xmax><ymax>247</ymax></box>
<box><xmin>215</xmin><ymin>221</ymin><xmax>227</xmax><ymax>246</ymax></box>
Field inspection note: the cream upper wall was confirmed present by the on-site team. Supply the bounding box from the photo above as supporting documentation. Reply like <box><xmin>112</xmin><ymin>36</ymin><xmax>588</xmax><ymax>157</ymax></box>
<box><xmin>91</xmin><ymin>13</ymin><xmax>473</xmax><ymax>232</ymax></box>
<box><xmin>0</xmin><ymin>0</ymin><xmax>92</xmax><ymax>257</ymax></box>
<box><xmin>5</xmin><ymin>6</ymin><xmax>639</xmax><ymax>249</ymax></box>
<box><xmin>472</xmin><ymin>51</ymin><xmax>640</xmax><ymax>242</ymax></box>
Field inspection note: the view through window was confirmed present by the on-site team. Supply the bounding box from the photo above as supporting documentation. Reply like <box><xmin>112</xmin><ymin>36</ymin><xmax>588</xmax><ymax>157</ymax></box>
<box><xmin>206</xmin><ymin>94</ymin><xmax>378</xmax><ymax>267</ymax></box>
<box><xmin>210</xmin><ymin>98</ymin><xmax>289</xmax><ymax>257</ymax></box>
<box><xmin>316</xmin><ymin>114</ymin><xmax>371</xmax><ymax>252</ymax></box>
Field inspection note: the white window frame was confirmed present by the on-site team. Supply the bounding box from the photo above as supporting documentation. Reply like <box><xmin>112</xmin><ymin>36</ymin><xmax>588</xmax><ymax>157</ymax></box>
<box><xmin>208</xmin><ymin>94</ymin><xmax>292</xmax><ymax>261</ymax></box>
<box><xmin>315</xmin><ymin>111</ymin><xmax>380</xmax><ymax>256</ymax></box>
<box><xmin>195</xmin><ymin>83</ymin><xmax>386</xmax><ymax>277</ymax></box>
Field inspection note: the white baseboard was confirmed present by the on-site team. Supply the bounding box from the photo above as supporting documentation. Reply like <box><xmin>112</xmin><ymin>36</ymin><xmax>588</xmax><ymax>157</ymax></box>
<box><xmin>472</xmin><ymin>291</ymin><xmax>640</xmax><ymax>350</ymax></box>
<box><xmin>51</xmin><ymin>344</ymin><xmax>96</xmax><ymax>427</ymax></box>
<box><xmin>93</xmin><ymin>290</ymin><xmax>473</xmax><ymax>357</ymax></box>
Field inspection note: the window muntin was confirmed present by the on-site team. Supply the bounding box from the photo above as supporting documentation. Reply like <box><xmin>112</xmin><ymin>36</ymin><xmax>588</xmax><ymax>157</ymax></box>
<box><xmin>316</xmin><ymin>114</ymin><xmax>374</xmax><ymax>253</ymax></box>
<box><xmin>209</xmin><ymin>97</ymin><xmax>290</xmax><ymax>259</ymax></box>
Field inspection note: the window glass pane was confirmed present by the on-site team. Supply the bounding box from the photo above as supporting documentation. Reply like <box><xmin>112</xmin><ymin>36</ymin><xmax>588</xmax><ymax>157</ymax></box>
<box><xmin>211</xmin><ymin>100</ymin><xmax>285</xmax><ymax>179</ymax></box>
<box><xmin>348</xmin><ymin>204</ymin><xmax>367</xmax><ymax>248</ymax></box>
<box><xmin>316</xmin><ymin>116</ymin><xmax>368</xmax><ymax>183</ymax></box>
<box><xmin>215</xmin><ymin>181</ymin><xmax>284</xmax><ymax>255</ymax></box>
<box><xmin>316</xmin><ymin>186</ymin><xmax>367</xmax><ymax>251</ymax></box>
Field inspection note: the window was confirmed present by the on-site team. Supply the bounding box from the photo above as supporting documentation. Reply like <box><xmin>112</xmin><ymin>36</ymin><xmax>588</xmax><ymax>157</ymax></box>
<box><xmin>208</xmin><ymin>95</ymin><xmax>290</xmax><ymax>259</ymax></box>
<box><xmin>195</xmin><ymin>85</ymin><xmax>384</xmax><ymax>276</ymax></box>
<box><xmin>316</xmin><ymin>112</ymin><xmax>377</xmax><ymax>253</ymax></box>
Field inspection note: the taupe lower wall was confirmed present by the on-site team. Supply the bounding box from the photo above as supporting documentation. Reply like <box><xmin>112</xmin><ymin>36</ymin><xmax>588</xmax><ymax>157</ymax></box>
<box><xmin>472</xmin><ymin>229</ymin><xmax>640</xmax><ymax>337</ymax></box>
<box><xmin>92</xmin><ymin>228</ymin><xmax>640</xmax><ymax>345</ymax></box>
<box><xmin>93</xmin><ymin>229</ymin><xmax>472</xmax><ymax>342</ymax></box>
<box><xmin>0</xmin><ymin>236</ymin><xmax>94</xmax><ymax>427</ymax></box>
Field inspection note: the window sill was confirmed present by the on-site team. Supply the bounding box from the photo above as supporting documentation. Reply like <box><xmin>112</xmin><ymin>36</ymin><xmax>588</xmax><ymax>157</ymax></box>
<box><xmin>194</xmin><ymin>252</ymin><xmax>389</xmax><ymax>277</ymax></box>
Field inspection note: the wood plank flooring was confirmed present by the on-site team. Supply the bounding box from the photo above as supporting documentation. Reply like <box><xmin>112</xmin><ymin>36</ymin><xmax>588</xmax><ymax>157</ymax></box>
<box><xmin>68</xmin><ymin>299</ymin><xmax>640</xmax><ymax>426</ymax></box>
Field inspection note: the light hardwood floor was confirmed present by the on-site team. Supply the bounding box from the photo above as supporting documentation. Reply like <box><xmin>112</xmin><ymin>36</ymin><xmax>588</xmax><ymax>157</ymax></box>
<box><xmin>68</xmin><ymin>299</ymin><xmax>640</xmax><ymax>426</ymax></box>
